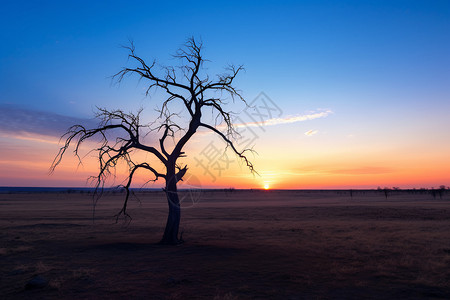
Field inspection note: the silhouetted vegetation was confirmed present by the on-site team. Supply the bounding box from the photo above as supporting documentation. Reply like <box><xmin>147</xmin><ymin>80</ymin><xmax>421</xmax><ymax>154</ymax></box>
<box><xmin>51</xmin><ymin>38</ymin><xmax>255</xmax><ymax>244</ymax></box>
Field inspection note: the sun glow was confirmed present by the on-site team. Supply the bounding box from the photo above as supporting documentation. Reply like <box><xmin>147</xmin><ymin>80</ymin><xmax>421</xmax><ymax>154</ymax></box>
<box><xmin>264</xmin><ymin>183</ymin><xmax>270</xmax><ymax>190</ymax></box>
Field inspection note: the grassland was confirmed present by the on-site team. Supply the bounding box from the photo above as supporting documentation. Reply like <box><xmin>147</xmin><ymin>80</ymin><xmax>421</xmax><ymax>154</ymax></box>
<box><xmin>1</xmin><ymin>190</ymin><xmax>449</xmax><ymax>299</ymax></box>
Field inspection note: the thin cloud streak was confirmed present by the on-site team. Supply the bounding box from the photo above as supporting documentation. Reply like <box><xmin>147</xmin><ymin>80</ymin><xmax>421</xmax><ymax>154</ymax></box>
<box><xmin>233</xmin><ymin>110</ymin><xmax>333</xmax><ymax>128</ymax></box>
<box><xmin>232</xmin><ymin>166</ymin><xmax>394</xmax><ymax>178</ymax></box>
<box><xmin>0</xmin><ymin>105</ymin><xmax>158</xmax><ymax>145</ymax></box>
<box><xmin>305</xmin><ymin>130</ymin><xmax>318</xmax><ymax>136</ymax></box>
<box><xmin>0</xmin><ymin>105</ymin><xmax>97</xmax><ymax>139</ymax></box>
<box><xmin>298</xmin><ymin>166</ymin><xmax>393</xmax><ymax>176</ymax></box>
<box><xmin>328</xmin><ymin>166</ymin><xmax>393</xmax><ymax>175</ymax></box>
<box><xmin>0</xmin><ymin>131</ymin><xmax>61</xmax><ymax>145</ymax></box>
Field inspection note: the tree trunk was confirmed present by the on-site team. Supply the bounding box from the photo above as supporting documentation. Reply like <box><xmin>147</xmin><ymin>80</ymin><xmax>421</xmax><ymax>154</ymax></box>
<box><xmin>160</xmin><ymin>170</ymin><xmax>182</xmax><ymax>245</ymax></box>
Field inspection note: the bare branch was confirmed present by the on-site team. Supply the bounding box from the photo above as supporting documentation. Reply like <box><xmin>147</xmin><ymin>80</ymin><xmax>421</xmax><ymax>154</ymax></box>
<box><xmin>113</xmin><ymin>43</ymin><xmax>191</xmax><ymax>95</ymax></box>
<box><xmin>52</xmin><ymin>38</ymin><xmax>255</xmax><ymax>242</ymax></box>
<box><xmin>51</xmin><ymin>108</ymin><xmax>167</xmax><ymax>190</ymax></box>
<box><xmin>199</xmin><ymin>122</ymin><xmax>257</xmax><ymax>174</ymax></box>
<box><xmin>114</xmin><ymin>162</ymin><xmax>165</xmax><ymax>222</ymax></box>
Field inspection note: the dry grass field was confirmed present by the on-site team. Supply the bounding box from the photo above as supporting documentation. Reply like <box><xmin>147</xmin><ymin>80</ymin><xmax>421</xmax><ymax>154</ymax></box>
<box><xmin>1</xmin><ymin>189</ymin><xmax>450</xmax><ymax>299</ymax></box>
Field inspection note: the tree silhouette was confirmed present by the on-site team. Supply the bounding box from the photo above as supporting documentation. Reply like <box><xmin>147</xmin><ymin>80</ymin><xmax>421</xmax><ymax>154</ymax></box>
<box><xmin>51</xmin><ymin>38</ymin><xmax>255</xmax><ymax>245</ymax></box>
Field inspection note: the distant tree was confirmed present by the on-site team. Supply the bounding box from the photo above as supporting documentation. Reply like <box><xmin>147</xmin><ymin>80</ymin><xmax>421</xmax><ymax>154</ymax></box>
<box><xmin>438</xmin><ymin>186</ymin><xmax>446</xmax><ymax>200</ymax></box>
<box><xmin>51</xmin><ymin>38</ymin><xmax>255</xmax><ymax>245</ymax></box>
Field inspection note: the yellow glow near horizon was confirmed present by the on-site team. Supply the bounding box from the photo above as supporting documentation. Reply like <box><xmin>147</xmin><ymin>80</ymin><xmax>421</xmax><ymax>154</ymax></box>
<box><xmin>3</xmin><ymin>116</ymin><xmax>450</xmax><ymax>189</ymax></box>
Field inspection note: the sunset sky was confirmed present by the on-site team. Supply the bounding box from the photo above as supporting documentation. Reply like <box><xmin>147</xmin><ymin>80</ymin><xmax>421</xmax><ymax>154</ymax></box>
<box><xmin>1</xmin><ymin>0</ymin><xmax>449</xmax><ymax>189</ymax></box>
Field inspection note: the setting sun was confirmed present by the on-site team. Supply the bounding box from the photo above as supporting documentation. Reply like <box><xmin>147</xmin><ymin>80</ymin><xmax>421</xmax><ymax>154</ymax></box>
<box><xmin>264</xmin><ymin>184</ymin><xmax>270</xmax><ymax>190</ymax></box>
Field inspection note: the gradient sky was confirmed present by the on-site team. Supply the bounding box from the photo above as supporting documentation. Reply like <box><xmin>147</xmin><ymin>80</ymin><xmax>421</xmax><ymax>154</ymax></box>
<box><xmin>1</xmin><ymin>0</ymin><xmax>449</xmax><ymax>189</ymax></box>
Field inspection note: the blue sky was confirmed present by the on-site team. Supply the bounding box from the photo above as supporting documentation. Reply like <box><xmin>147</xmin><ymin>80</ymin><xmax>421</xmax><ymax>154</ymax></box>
<box><xmin>0</xmin><ymin>0</ymin><xmax>449</xmax><ymax>188</ymax></box>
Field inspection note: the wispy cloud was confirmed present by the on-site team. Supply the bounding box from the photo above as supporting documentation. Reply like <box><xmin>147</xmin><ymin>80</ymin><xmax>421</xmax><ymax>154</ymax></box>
<box><xmin>298</xmin><ymin>166</ymin><xmax>393</xmax><ymax>175</ymax></box>
<box><xmin>228</xmin><ymin>166</ymin><xmax>392</xmax><ymax>179</ymax></box>
<box><xmin>0</xmin><ymin>131</ymin><xmax>61</xmax><ymax>145</ymax></box>
<box><xmin>328</xmin><ymin>167</ymin><xmax>392</xmax><ymax>175</ymax></box>
<box><xmin>304</xmin><ymin>130</ymin><xmax>318</xmax><ymax>136</ymax></box>
<box><xmin>0</xmin><ymin>105</ymin><xmax>97</xmax><ymax>139</ymax></box>
<box><xmin>233</xmin><ymin>110</ymin><xmax>333</xmax><ymax>128</ymax></box>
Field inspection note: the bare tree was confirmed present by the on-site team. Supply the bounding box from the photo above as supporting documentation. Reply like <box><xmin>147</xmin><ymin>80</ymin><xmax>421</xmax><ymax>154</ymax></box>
<box><xmin>51</xmin><ymin>38</ymin><xmax>255</xmax><ymax>245</ymax></box>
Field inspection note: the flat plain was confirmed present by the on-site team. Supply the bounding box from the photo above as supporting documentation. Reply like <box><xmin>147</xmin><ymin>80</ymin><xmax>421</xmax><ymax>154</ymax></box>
<box><xmin>1</xmin><ymin>189</ymin><xmax>450</xmax><ymax>299</ymax></box>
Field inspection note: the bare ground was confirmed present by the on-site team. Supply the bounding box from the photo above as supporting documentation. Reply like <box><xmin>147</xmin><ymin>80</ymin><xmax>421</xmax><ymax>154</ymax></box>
<box><xmin>1</xmin><ymin>190</ymin><xmax>450</xmax><ymax>299</ymax></box>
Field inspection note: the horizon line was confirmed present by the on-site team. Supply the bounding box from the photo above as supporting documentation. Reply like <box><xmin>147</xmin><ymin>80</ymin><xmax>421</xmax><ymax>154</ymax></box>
<box><xmin>0</xmin><ymin>186</ymin><xmax>447</xmax><ymax>192</ymax></box>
